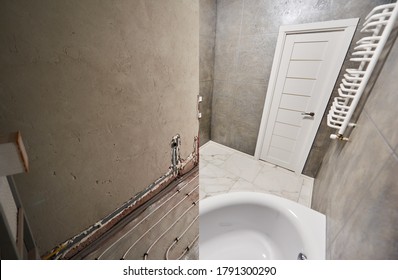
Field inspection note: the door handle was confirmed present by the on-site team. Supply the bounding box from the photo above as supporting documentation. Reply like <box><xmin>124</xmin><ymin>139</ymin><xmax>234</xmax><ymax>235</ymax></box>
<box><xmin>301</xmin><ymin>112</ymin><xmax>315</xmax><ymax>117</ymax></box>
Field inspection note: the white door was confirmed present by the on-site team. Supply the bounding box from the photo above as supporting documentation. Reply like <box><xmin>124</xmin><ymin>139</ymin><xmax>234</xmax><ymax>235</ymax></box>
<box><xmin>255</xmin><ymin>19</ymin><xmax>358</xmax><ymax>174</ymax></box>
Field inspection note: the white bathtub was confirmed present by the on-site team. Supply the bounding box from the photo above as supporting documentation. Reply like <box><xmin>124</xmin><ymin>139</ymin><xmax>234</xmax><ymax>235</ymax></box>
<box><xmin>199</xmin><ymin>192</ymin><xmax>326</xmax><ymax>260</ymax></box>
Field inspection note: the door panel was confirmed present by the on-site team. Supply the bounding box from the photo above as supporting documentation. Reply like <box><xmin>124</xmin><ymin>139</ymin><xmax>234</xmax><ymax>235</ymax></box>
<box><xmin>268</xmin><ymin>146</ymin><xmax>291</xmax><ymax>163</ymax></box>
<box><xmin>280</xmin><ymin>94</ymin><xmax>310</xmax><ymax>111</ymax></box>
<box><xmin>273</xmin><ymin>122</ymin><xmax>301</xmax><ymax>140</ymax></box>
<box><xmin>291</xmin><ymin>41</ymin><xmax>328</xmax><ymax>60</ymax></box>
<box><xmin>283</xmin><ymin>78</ymin><xmax>315</xmax><ymax>96</ymax></box>
<box><xmin>276</xmin><ymin>109</ymin><xmax>303</xmax><ymax>127</ymax></box>
<box><xmin>270</xmin><ymin>135</ymin><xmax>296</xmax><ymax>152</ymax></box>
<box><xmin>286</xmin><ymin>60</ymin><xmax>322</xmax><ymax>79</ymax></box>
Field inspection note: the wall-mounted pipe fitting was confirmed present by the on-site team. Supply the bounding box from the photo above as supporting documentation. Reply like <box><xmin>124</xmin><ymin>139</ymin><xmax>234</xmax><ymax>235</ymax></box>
<box><xmin>170</xmin><ymin>134</ymin><xmax>181</xmax><ymax>176</ymax></box>
<box><xmin>330</xmin><ymin>134</ymin><xmax>349</xmax><ymax>141</ymax></box>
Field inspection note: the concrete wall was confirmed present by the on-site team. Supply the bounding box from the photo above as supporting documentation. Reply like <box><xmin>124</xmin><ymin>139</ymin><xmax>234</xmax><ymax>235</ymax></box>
<box><xmin>0</xmin><ymin>0</ymin><xmax>198</xmax><ymax>255</ymax></box>
<box><xmin>211</xmin><ymin>0</ymin><xmax>392</xmax><ymax>176</ymax></box>
<box><xmin>312</xmin><ymin>31</ymin><xmax>398</xmax><ymax>259</ymax></box>
<box><xmin>199</xmin><ymin>0</ymin><xmax>216</xmax><ymax>146</ymax></box>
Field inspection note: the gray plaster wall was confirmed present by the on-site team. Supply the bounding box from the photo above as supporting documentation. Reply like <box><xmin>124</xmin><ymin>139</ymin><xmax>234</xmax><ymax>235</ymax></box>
<box><xmin>199</xmin><ymin>0</ymin><xmax>216</xmax><ymax>146</ymax></box>
<box><xmin>312</xmin><ymin>32</ymin><xmax>398</xmax><ymax>259</ymax></box>
<box><xmin>0</xmin><ymin>0</ymin><xmax>198</xmax><ymax>255</ymax></box>
<box><xmin>211</xmin><ymin>0</ymin><xmax>392</xmax><ymax>176</ymax></box>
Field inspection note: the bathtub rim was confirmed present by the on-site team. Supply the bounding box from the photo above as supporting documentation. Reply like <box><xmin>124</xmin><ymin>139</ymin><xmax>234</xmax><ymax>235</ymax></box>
<box><xmin>199</xmin><ymin>191</ymin><xmax>326</xmax><ymax>260</ymax></box>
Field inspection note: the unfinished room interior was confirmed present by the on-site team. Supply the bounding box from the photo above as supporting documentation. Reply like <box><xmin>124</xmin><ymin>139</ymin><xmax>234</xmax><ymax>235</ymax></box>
<box><xmin>1</xmin><ymin>0</ymin><xmax>199</xmax><ymax>260</ymax></box>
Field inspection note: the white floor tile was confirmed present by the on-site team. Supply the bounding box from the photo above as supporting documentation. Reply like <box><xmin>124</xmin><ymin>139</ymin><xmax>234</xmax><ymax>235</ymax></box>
<box><xmin>298</xmin><ymin>196</ymin><xmax>312</xmax><ymax>208</ymax></box>
<box><xmin>221</xmin><ymin>153</ymin><xmax>263</xmax><ymax>182</ymax></box>
<box><xmin>298</xmin><ymin>177</ymin><xmax>314</xmax><ymax>208</ymax></box>
<box><xmin>229</xmin><ymin>178</ymin><xmax>258</xmax><ymax>193</ymax></box>
<box><xmin>253</xmin><ymin>165</ymin><xmax>301</xmax><ymax>190</ymax></box>
<box><xmin>252</xmin><ymin>165</ymin><xmax>303</xmax><ymax>202</ymax></box>
<box><xmin>200</xmin><ymin>141</ymin><xmax>234</xmax><ymax>166</ymax></box>
<box><xmin>199</xmin><ymin>141</ymin><xmax>313</xmax><ymax>205</ymax></box>
<box><xmin>199</xmin><ymin>157</ymin><xmax>208</xmax><ymax>170</ymax></box>
<box><xmin>199</xmin><ymin>163</ymin><xmax>239</xmax><ymax>198</ymax></box>
<box><xmin>302</xmin><ymin>176</ymin><xmax>314</xmax><ymax>188</ymax></box>
<box><xmin>199</xmin><ymin>186</ymin><xmax>207</xmax><ymax>200</ymax></box>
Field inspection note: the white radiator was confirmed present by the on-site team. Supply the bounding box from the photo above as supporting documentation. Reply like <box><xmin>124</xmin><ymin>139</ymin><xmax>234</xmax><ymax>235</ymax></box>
<box><xmin>327</xmin><ymin>3</ymin><xmax>398</xmax><ymax>140</ymax></box>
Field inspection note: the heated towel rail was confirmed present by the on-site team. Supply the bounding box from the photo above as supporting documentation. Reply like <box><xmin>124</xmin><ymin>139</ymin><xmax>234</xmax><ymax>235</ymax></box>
<box><xmin>327</xmin><ymin>3</ymin><xmax>398</xmax><ymax>140</ymax></box>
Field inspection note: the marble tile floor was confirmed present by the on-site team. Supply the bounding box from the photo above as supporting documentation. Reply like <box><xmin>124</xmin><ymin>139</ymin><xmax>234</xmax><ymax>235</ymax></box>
<box><xmin>200</xmin><ymin>141</ymin><xmax>314</xmax><ymax>208</ymax></box>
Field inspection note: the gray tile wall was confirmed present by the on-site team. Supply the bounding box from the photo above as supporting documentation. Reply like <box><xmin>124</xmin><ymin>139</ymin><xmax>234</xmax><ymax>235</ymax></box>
<box><xmin>312</xmin><ymin>33</ymin><xmax>398</xmax><ymax>259</ymax></box>
<box><xmin>200</xmin><ymin>0</ymin><xmax>217</xmax><ymax>146</ymax></box>
<box><xmin>211</xmin><ymin>0</ymin><xmax>393</xmax><ymax>175</ymax></box>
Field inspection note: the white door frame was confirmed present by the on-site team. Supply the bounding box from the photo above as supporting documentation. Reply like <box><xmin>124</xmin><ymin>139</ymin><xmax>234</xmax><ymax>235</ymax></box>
<box><xmin>254</xmin><ymin>18</ymin><xmax>359</xmax><ymax>174</ymax></box>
